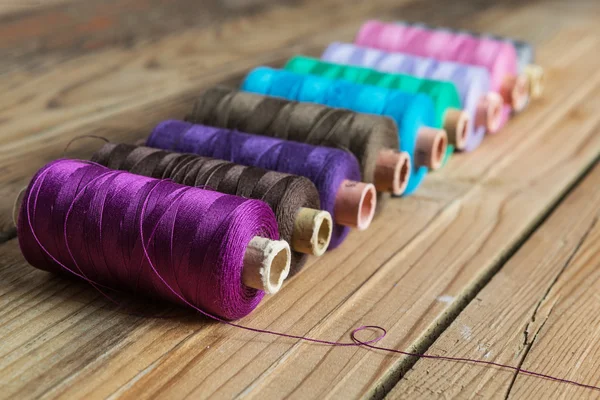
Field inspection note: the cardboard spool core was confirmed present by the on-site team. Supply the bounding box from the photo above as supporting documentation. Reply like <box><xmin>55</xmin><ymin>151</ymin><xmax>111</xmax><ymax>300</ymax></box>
<box><xmin>443</xmin><ymin>109</ymin><xmax>470</xmax><ymax>151</ymax></box>
<box><xmin>374</xmin><ymin>150</ymin><xmax>411</xmax><ymax>195</ymax></box>
<box><xmin>525</xmin><ymin>64</ymin><xmax>544</xmax><ymax>99</ymax></box>
<box><xmin>333</xmin><ymin>180</ymin><xmax>377</xmax><ymax>231</ymax></box>
<box><xmin>500</xmin><ymin>74</ymin><xmax>530</xmax><ymax>112</ymax></box>
<box><xmin>15</xmin><ymin>190</ymin><xmax>292</xmax><ymax>295</ymax></box>
<box><xmin>475</xmin><ymin>92</ymin><xmax>504</xmax><ymax>133</ymax></box>
<box><xmin>415</xmin><ymin>127</ymin><xmax>448</xmax><ymax>170</ymax></box>
<box><xmin>291</xmin><ymin>208</ymin><xmax>333</xmax><ymax>257</ymax></box>
<box><xmin>242</xmin><ymin>237</ymin><xmax>291</xmax><ymax>294</ymax></box>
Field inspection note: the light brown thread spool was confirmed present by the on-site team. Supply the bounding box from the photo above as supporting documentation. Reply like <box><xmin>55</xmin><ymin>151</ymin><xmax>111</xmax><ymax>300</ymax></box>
<box><xmin>334</xmin><ymin>180</ymin><xmax>377</xmax><ymax>230</ymax></box>
<box><xmin>415</xmin><ymin>127</ymin><xmax>448</xmax><ymax>170</ymax></box>
<box><xmin>443</xmin><ymin>108</ymin><xmax>470</xmax><ymax>151</ymax></box>
<box><xmin>475</xmin><ymin>92</ymin><xmax>504</xmax><ymax>133</ymax></box>
<box><xmin>525</xmin><ymin>64</ymin><xmax>544</xmax><ymax>99</ymax></box>
<box><xmin>500</xmin><ymin>74</ymin><xmax>530</xmax><ymax>112</ymax></box>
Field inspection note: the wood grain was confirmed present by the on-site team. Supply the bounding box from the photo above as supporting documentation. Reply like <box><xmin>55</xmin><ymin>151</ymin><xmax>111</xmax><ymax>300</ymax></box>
<box><xmin>0</xmin><ymin>0</ymin><xmax>301</xmax><ymax>72</ymax></box>
<box><xmin>389</xmin><ymin>161</ymin><xmax>600</xmax><ymax>400</ymax></box>
<box><xmin>0</xmin><ymin>0</ymin><xmax>73</xmax><ymax>18</ymax></box>
<box><xmin>0</xmin><ymin>0</ymin><xmax>599</xmax><ymax>399</ymax></box>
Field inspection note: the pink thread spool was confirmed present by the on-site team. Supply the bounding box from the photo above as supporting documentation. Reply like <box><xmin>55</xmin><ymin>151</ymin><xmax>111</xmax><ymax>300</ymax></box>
<box><xmin>355</xmin><ymin>20</ymin><xmax>529</xmax><ymax>115</ymax></box>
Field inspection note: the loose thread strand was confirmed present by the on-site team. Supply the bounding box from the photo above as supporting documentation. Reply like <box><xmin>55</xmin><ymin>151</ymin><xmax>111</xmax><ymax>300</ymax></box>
<box><xmin>134</xmin><ymin>183</ymin><xmax>600</xmax><ymax>392</ymax></box>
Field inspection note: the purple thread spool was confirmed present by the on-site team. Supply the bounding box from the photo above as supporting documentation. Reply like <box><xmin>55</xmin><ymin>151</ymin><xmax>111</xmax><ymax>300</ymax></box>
<box><xmin>17</xmin><ymin>159</ymin><xmax>291</xmax><ymax>320</ymax></box>
<box><xmin>322</xmin><ymin>43</ymin><xmax>504</xmax><ymax>150</ymax></box>
<box><xmin>146</xmin><ymin>120</ymin><xmax>377</xmax><ymax>249</ymax></box>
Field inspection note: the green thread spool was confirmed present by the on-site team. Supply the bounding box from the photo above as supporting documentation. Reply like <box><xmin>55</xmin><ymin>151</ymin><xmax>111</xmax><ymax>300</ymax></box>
<box><xmin>284</xmin><ymin>56</ymin><xmax>470</xmax><ymax>165</ymax></box>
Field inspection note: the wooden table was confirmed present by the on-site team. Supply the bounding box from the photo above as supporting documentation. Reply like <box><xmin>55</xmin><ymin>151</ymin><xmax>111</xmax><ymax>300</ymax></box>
<box><xmin>1</xmin><ymin>0</ymin><xmax>599</xmax><ymax>398</ymax></box>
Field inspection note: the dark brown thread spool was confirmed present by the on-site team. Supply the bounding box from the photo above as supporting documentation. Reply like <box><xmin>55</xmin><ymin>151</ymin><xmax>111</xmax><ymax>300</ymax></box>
<box><xmin>91</xmin><ymin>143</ymin><xmax>333</xmax><ymax>276</ymax></box>
<box><xmin>185</xmin><ymin>86</ymin><xmax>411</xmax><ymax>197</ymax></box>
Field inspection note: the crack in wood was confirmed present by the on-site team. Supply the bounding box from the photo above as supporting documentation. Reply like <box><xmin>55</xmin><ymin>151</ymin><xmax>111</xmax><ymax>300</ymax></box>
<box><xmin>503</xmin><ymin>215</ymin><xmax>599</xmax><ymax>399</ymax></box>
<box><xmin>378</xmin><ymin>156</ymin><xmax>599</xmax><ymax>399</ymax></box>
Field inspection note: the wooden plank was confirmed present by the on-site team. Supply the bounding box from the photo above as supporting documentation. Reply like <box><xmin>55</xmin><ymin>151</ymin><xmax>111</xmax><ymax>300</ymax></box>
<box><xmin>388</xmin><ymin>161</ymin><xmax>600</xmax><ymax>399</ymax></box>
<box><xmin>0</xmin><ymin>0</ymin><xmax>508</xmax><ymax>152</ymax></box>
<box><xmin>0</xmin><ymin>4</ymin><xmax>599</xmax><ymax>399</ymax></box>
<box><xmin>0</xmin><ymin>0</ymin><xmax>299</xmax><ymax>72</ymax></box>
<box><xmin>0</xmin><ymin>0</ymin><xmax>73</xmax><ymax>19</ymax></box>
<box><xmin>1</xmin><ymin>1</ymin><xmax>600</xmax><ymax>399</ymax></box>
<box><xmin>508</xmin><ymin>206</ymin><xmax>600</xmax><ymax>398</ymax></box>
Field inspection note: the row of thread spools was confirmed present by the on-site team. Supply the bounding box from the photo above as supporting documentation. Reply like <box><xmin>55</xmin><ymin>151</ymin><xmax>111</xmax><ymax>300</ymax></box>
<box><xmin>17</xmin><ymin>20</ymin><xmax>543</xmax><ymax>321</ymax></box>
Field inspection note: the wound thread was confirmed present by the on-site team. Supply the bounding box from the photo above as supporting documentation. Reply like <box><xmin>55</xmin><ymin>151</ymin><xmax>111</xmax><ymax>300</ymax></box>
<box><xmin>396</xmin><ymin>20</ymin><xmax>536</xmax><ymax>79</ymax></box>
<box><xmin>91</xmin><ymin>143</ymin><xmax>329</xmax><ymax>276</ymax></box>
<box><xmin>146</xmin><ymin>120</ymin><xmax>371</xmax><ymax>248</ymax></box>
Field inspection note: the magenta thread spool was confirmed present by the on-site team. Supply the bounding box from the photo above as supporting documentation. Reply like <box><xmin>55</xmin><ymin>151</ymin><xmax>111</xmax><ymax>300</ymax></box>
<box><xmin>16</xmin><ymin>159</ymin><xmax>292</xmax><ymax>320</ymax></box>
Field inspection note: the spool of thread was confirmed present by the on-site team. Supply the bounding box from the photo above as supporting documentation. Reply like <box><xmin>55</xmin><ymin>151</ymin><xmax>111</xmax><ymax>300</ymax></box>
<box><xmin>185</xmin><ymin>86</ymin><xmax>410</xmax><ymax>196</ymax></box>
<box><xmin>284</xmin><ymin>55</ymin><xmax>468</xmax><ymax>155</ymax></box>
<box><xmin>146</xmin><ymin>120</ymin><xmax>377</xmax><ymax>248</ymax></box>
<box><xmin>396</xmin><ymin>20</ymin><xmax>544</xmax><ymax>99</ymax></box>
<box><xmin>241</xmin><ymin>67</ymin><xmax>446</xmax><ymax>195</ymax></box>
<box><xmin>321</xmin><ymin>43</ymin><xmax>504</xmax><ymax>149</ymax></box>
<box><xmin>355</xmin><ymin>20</ymin><xmax>529</xmax><ymax>113</ymax></box>
<box><xmin>91</xmin><ymin>143</ymin><xmax>333</xmax><ymax>275</ymax></box>
<box><xmin>16</xmin><ymin>159</ymin><xmax>292</xmax><ymax>320</ymax></box>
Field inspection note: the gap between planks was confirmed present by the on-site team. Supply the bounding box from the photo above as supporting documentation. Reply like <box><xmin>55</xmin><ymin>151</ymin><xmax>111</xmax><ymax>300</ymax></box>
<box><xmin>389</xmin><ymin>161</ymin><xmax>600</xmax><ymax>399</ymax></box>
